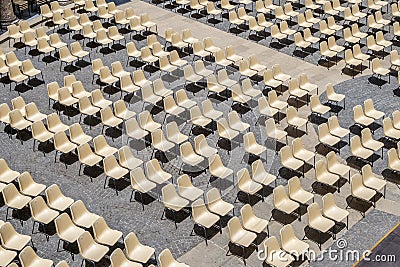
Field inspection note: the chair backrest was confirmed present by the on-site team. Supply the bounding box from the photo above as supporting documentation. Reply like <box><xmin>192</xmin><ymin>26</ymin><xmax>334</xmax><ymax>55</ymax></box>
<box><xmin>280</xmin><ymin>224</ymin><xmax>298</xmax><ymax>249</ymax></box>
<box><xmin>322</xmin><ymin>192</ymin><xmax>337</xmax><ymax>212</ymax></box>
<box><xmin>350</xmin><ymin>173</ymin><xmax>363</xmax><ymax>196</ymax></box>
<box><xmin>161</xmin><ymin>183</ymin><xmax>178</xmax><ymax>205</ymax></box>
<box><xmin>159</xmin><ymin>248</ymin><xmax>179</xmax><ymax>267</ymax></box>
<box><xmin>110</xmin><ymin>248</ymin><xmax>130</xmax><ymax>267</ymax></box>
<box><xmin>227</xmin><ymin>216</ymin><xmax>242</xmax><ymax>242</ymax></box>
<box><xmin>307</xmin><ymin>202</ymin><xmax>322</xmax><ymax>225</ymax></box>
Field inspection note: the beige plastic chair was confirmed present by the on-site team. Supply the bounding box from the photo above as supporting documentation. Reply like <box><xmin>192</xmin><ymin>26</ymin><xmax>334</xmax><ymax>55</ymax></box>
<box><xmin>164</xmin><ymin>96</ymin><xmax>184</xmax><ymax>118</ymax></box>
<box><xmin>176</xmin><ymin>89</ymin><xmax>196</xmax><ymax>109</ymax></box>
<box><xmin>286</xmin><ymin>106</ymin><xmax>308</xmax><ymax>134</ymax></box>
<box><xmin>263</xmin><ymin>236</ymin><xmax>293</xmax><ymax>267</ymax></box>
<box><xmin>25</xmin><ymin>102</ymin><xmax>46</xmax><ymax>122</ymax></box>
<box><xmin>237</xmin><ymin>168</ymin><xmax>264</xmax><ymax>203</ymax></box>
<box><xmin>118</xmin><ymin>146</ymin><xmax>142</xmax><ymax>170</ymax></box>
<box><xmin>0</xmin><ymin>159</ymin><xmax>20</xmax><ymax>184</ymax></box>
<box><xmin>383</xmin><ymin>117</ymin><xmax>400</xmax><ymax>140</ymax></box>
<box><xmin>208</xmin><ymin>154</ymin><xmax>233</xmax><ymax>186</ymax></box>
<box><xmin>59</xmin><ymin>46</ymin><xmax>77</xmax><ymax>71</ymax></box>
<box><xmin>191</xmin><ymin>198</ymin><xmax>221</xmax><ymax>245</ymax></box>
<box><xmin>11</xmin><ymin>96</ymin><xmax>27</xmax><ymax>116</ymax></box>
<box><xmin>7</xmin><ymin>25</ymin><xmax>23</xmax><ymax>45</ymax></box>
<box><xmin>146</xmin><ymin>159</ymin><xmax>172</xmax><ymax>185</ymax></box>
<box><xmin>362</xmin><ymin>164</ymin><xmax>386</xmax><ymax>197</ymax></box>
<box><xmin>45</xmin><ymin>184</ymin><xmax>74</xmax><ymax>212</ymax></box>
<box><xmin>328</xmin><ymin>116</ymin><xmax>349</xmax><ymax>143</ymax></box>
<box><xmin>53</xmin><ymin>131</ymin><xmax>77</xmax><ymax>164</ymax></box>
<box><xmin>100</xmin><ymin>106</ymin><xmax>123</xmax><ymax>134</ymax></box>
<box><xmin>71</xmin><ymin>81</ymin><xmax>90</xmax><ymax>99</ymax></box>
<box><xmin>129</xmin><ymin>168</ymin><xmax>156</xmax><ymax>210</ymax></box>
<box><xmin>217</xmin><ymin>118</ymin><xmax>239</xmax><ymax>151</ymax></box>
<box><xmin>311</xmin><ymin>94</ymin><xmax>330</xmax><ymax>117</ymax></box>
<box><xmin>55</xmin><ymin>214</ymin><xmax>86</xmax><ymax>258</ymax></box>
<box><xmin>93</xmin><ymin>135</ymin><xmax>118</xmax><ymax>157</ymax></box>
<box><xmin>354</xmin><ymin>104</ymin><xmax>374</xmax><ymax>128</ymax></box>
<box><xmin>29</xmin><ymin>196</ymin><xmax>59</xmax><ymax>240</ymax></box>
<box><xmin>280</xmin><ymin>224</ymin><xmax>309</xmax><ymax>256</ymax></box>
<box><xmin>272</xmin><ymin>185</ymin><xmax>300</xmax><ymax>221</ymax></box>
<box><xmin>19</xmin><ymin>246</ymin><xmax>53</xmax><ymax>267</ymax></box>
<box><xmin>77</xmin><ymin>231</ymin><xmax>109</xmax><ymax>266</ymax></box>
<box><xmin>258</xmin><ymin>96</ymin><xmax>279</xmax><ymax>122</ymax></box>
<box><xmin>388</xmin><ymin>148</ymin><xmax>400</xmax><ymax>172</ymax></box>
<box><xmin>151</xmin><ymin>129</ymin><xmax>174</xmax><ymax>155</ymax></box>
<box><xmin>318</xmin><ymin>123</ymin><xmax>340</xmax><ymax>152</ymax></box>
<box><xmin>292</xmin><ymin>137</ymin><xmax>315</xmax><ymax>167</ymax></box>
<box><xmin>18</xmin><ymin>172</ymin><xmax>46</xmax><ymax>197</ymax></box>
<box><xmin>125</xmin><ymin>117</ymin><xmax>148</xmax><ymax>143</ymax></box>
<box><xmin>180</xmin><ymin>142</ymin><xmax>204</xmax><ymax>171</ymax></box>
<box><xmin>77</xmin><ymin>143</ymin><xmax>103</xmax><ymax>177</ymax></box>
<box><xmin>177</xmin><ymin>174</ymin><xmax>204</xmax><ymax>201</ymax></box>
<box><xmin>31</xmin><ymin>121</ymin><xmax>54</xmax><ymax>151</ymax></box>
<box><xmin>243</xmin><ymin>132</ymin><xmax>266</xmax><ymax>159</ymax></box>
<box><xmin>307</xmin><ymin>202</ymin><xmax>335</xmax><ymax>249</ymax></box>
<box><xmin>110</xmin><ymin>248</ymin><xmax>142</xmax><ymax>267</ymax></box>
<box><xmin>228</xmin><ymin>110</ymin><xmax>250</xmax><ymax>133</ymax></box>
<box><xmin>5</xmin><ymin>51</ymin><xmax>22</xmax><ymax>67</ymax></box>
<box><xmin>251</xmin><ymin>159</ymin><xmax>276</xmax><ymax>188</ymax></box>
<box><xmin>326</xmin><ymin>151</ymin><xmax>350</xmax><ymax>181</ymax></box>
<box><xmin>326</xmin><ymin>83</ymin><xmax>345</xmax><ymax>108</ymax></box>
<box><xmin>315</xmin><ymin>159</ymin><xmax>341</xmax><ymax>192</ymax></box>
<box><xmin>364</xmin><ymin>99</ymin><xmax>384</xmax><ymax>120</ymax></box>
<box><xmin>158</xmin><ymin>248</ymin><xmax>189</xmax><ymax>267</ymax></box>
<box><xmin>9</xmin><ymin>110</ymin><xmax>32</xmax><ymax>142</ymax></box>
<box><xmin>161</xmin><ymin>183</ymin><xmax>189</xmax><ymax>228</ymax></box>
<box><xmin>206</xmin><ymin>188</ymin><xmax>234</xmax><ymax>217</ymax></box>
<box><xmin>78</xmin><ymin>97</ymin><xmax>100</xmax><ymax>126</ymax></box>
<box><xmin>190</xmin><ymin>106</ymin><xmax>212</xmax><ymax>131</ymax></box>
<box><xmin>0</xmin><ymin>244</ymin><xmax>17</xmax><ymax>266</ymax></box>
<box><xmin>240</xmin><ymin>204</ymin><xmax>268</xmax><ymax>234</ymax></box>
<box><xmin>123</xmin><ymin>232</ymin><xmax>155</xmax><ymax>265</ymax></box>
<box><xmin>322</xmin><ymin>193</ymin><xmax>349</xmax><ymax>229</ymax></box>
<box><xmin>9</xmin><ymin>66</ymin><xmax>28</xmax><ymax>90</ymax></box>
<box><xmin>288</xmin><ymin>176</ymin><xmax>314</xmax><ymax>204</ymax></box>
<box><xmin>227</xmin><ymin>216</ymin><xmax>257</xmax><ymax>265</ymax></box>
<box><xmin>350</xmin><ymin>173</ymin><xmax>377</xmax><ymax>214</ymax></box>
<box><xmin>361</xmin><ymin>128</ymin><xmax>384</xmax><ymax>157</ymax></box>
<box><xmin>91</xmin><ymin>89</ymin><xmax>112</xmax><ymax>109</ymax></box>
<box><xmin>3</xmin><ymin>182</ymin><xmax>31</xmax><ymax>225</ymax></box>
<box><xmin>69</xmin><ymin>123</ymin><xmax>92</xmax><ymax>146</ymax></box>
<box><xmin>92</xmin><ymin>217</ymin><xmax>122</xmax><ymax>247</ymax></box>
<box><xmin>280</xmin><ymin>145</ymin><xmax>304</xmax><ymax>176</ymax></box>
<box><xmin>217</xmin><ymin>69</ymin><xmax>236</xmax><ymax>87</ymax></box>
<box><xmin>166</xmin><ymin>121</ymin><xmax>188</xmax><ymax>145</ymax></box>
<box><xmin>0</xmin><ymin>221</ymin><xmax>31</xmax><ymax>251</ymax></box>
<box><xmin>194</xmin><ymin>134</ymin><xmax>217</xmax><ymax>158</ymax></box>
<box><xmin>203</xmin><ymin>37</ymin><xmax>221</xmax><ymax>55</ymax></box>
<box><xmin>371</xmin><ymin>58</ymin><xmax>390</xmax><ymax>84</ymax></box>
<box><xmin>319</xmin><ymin>41</ymin><xmax>337</xmax><ymax>66</ymax></box>
<box><xmin>103</xmin><ymin>155</ymin><xmax>129</xmax><ymax>195</ymax></box>
<box><xmin>70</xmin><ymin>200</ymin><xmax>99</xmax><ymax>228</ymax></box>
<box><xmin>350</xmin><ymin>135</ymin><xmax>374</xmax><ymax>165</ymax></box>
<box><xmin>138</xmin><ymin>110</ymin><xmax>161</xmax><ymax>133</ymax></box>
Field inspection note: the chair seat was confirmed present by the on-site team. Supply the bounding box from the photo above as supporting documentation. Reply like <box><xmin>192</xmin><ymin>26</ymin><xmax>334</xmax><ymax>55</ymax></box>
<box><xmin>324</xmin><ymin>206</ymin><xmax>349</xmax><ymax>222</ymax></box>
<box><xmin>34</xmin><ymin>208</ymin><xmax>59</xmax><ymax>224</ymax></box>
<box><xmin>192</xmin><ymin>117</ymin><xmax>211</xmax><ymax>127</ymax></box>
<box><xmin>59</xmin><ymin>226</ymin><xmax>85</xmax><ymax>243</ymax></box>
<box><xmin>180</xmin><ymin>187</ymin><xmax>203</xmax><ymax>202</ymax></box>
<box><xmin>96</xmin><ymin>229</ymin><xmax>123</xmax><ymax>246</ymax></box>
<box><xmin>310</xmin><ymin>216</ymin><xmax>335</xmax><ymax>233</ymax></box>
<box><xmin>165</xmin><ymin>196</ymin><xmax>189</xmax><ymax>211</ymax></box>
<box><xmin>211</xmin><ymin>167</ymin><xmax>233</xmax><ymax>179</ymax></box>
<box><xmin>363</xmin><ymin>139</ymin><xmax>383</xmax><ymax>151</ymax></box>
<box><xmin>133</xmin><ymin>180</ymin><xmax>156</xmax><ymax>193</ymax></box>
<box><xmin>282</xmin><ymin>239</ymin><xmax>309</xmax><ymax>257</ymax></box>
<box><xmin>283</xmin><ymin>158</ymin><xmax>303</xmax><ymax>171</ymax></box>
<box><xmin>320</xmin><ymin>135</ymin><xmax>340</xmax><ymax>146</ymax></box>
<box><xmin>276</xmin><ymin>199</ymin><xmax>299</xmax><ymax>214</ymax></box>
<box><xmin>232</xmin><ymin>229</ymin><xmax>257</xmax><ymax>247</ymax></box>
<box><xmin>239</xmin><ymin>180</ymin><xmax>263</xmax><ymax>195</ymax></box>
<box><xmin>329</xmin><ymin>163</ymin><xmax>350</xmax><ymax>177</ymax></box>
<box><xmin>81</xmin><ymin>244</ymin><xmax>109</xmax><ymax>262</ymax></box>
<box><xmin>71</xmin><ymin>134</ymin><xmax>92</xmax><ymax>146</ymax></box>
<box><xmin>246</xmin><ymin>144</ymin><xmax>266</xmax><ymax>156</ymax></box>
<box><xmin>330</xmin><ymin>127</ymin><xmax>349</xmax><ymax>138</ymax></box>
<box><xmin>21</xmin><ymin>184</ymin><xmax>46</xmax><ymax>197</ymax></box>
<box><xmin>106</xmin><ymin>166</ymin><xmax>129</xmax><ymax>180</ymax></box>
<box><xmin>290</xmin><ymin>189</ymin><xmax>314</xmax><ymax>204</ymax></box>
<box><xmin>243</xmin><ymin>217</ymin><xmax>268</xmax><ymax>233</ymax></box>
<box><xmin>96</xmin><ymin>147</ymin><xmax>118</xmax><ymax>157</ymax></box>
<box><xmin>3</xmin><ymin>233</ymin><xmax>31</xmax><ymax>251</ymax></box>
<box><xmin>293</xmin><ymin>150</ymin><xmax>314</xmax><ymax>162</ymax></box>
<box><xmin>57</xmin><ymin>142</ymin><xmax>77</xmax><ymax>154</ymax></box>
<box><xmin>7</xmin><ymin>195</ymin><xmax>31</xmax><ymax>209</ymax></box>
<box><xmin>33</xmin><ymin>131</ymin><xmax>54</xmax><ymax>143</ymax></box>
<box><xmin>353</xmin><ymin>147</ymin><xmax>373</xmax><ymax>159</ymax></box>
<box><xmin>126</xmin><ymin>245</ymin><xmax>155</xmax><ymax>263</ymax></box>
<box><xmin>288</xmin><ymin>117</ymin><xmax>307</xmax><ymax>128</ymax></box>
<box><xmin>49</xmin><ymin>196</ymin><xmax>74</xmax><ymax>211</ymax></box>
<box><xmin>74</xmin><ymin>214</ymin><xmax>99</xmax><ymax>228</ymax></box>
<box><xmin>0</xmin><ymin>170</ymin><xmax>20</xmax><ymax>183</ymax></box>
<box><xmin>318</xmin><ymin>172</ymin><xmax>339</xmax><ymax>186</ymax></box>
